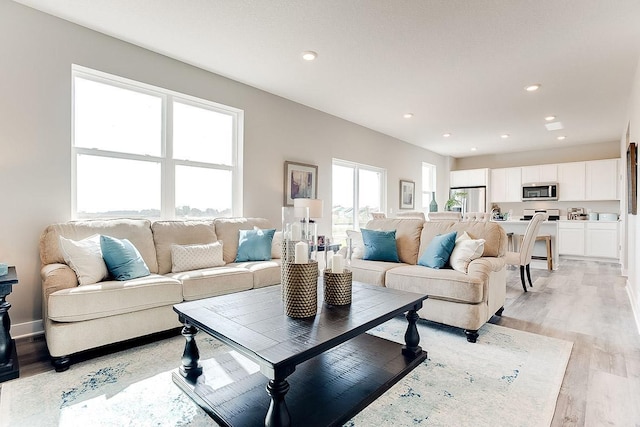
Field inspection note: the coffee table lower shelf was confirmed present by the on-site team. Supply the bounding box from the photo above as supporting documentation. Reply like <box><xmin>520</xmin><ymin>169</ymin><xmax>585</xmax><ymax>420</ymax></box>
<box><xmin>172</xmin><ymin>332</ymin><xmax>427</xmax><ymax>427</ymax></box>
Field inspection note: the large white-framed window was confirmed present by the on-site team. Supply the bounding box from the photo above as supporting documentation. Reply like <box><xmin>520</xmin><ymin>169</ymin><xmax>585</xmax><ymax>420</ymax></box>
<box><xmin>72</xmin><ymin>65</ymin><xmax>243</xmax><ymax>219</ymax></box>
<box><xmin>422</xmin><ymin>162</ymin><xmax>437</xmax><ymax>208</ymax></box>
<box><xmin>332</xmin><ymin>159</ymin><xmax>386</xmax><ymax>242</ymax></box>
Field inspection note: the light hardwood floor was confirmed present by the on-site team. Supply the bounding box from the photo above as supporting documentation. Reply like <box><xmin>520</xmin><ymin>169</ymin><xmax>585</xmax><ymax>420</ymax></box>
<box><xmin>7</xmin><ymin>259</ymin><xmax>640</xmax><ymax>426</ymax></box>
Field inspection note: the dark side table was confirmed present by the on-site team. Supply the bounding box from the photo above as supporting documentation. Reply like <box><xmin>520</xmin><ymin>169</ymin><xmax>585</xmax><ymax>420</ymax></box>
<box><xmin>0</xmin><ymin>266</ymin><xmax>19</xmax><ymax>382</ymax></box>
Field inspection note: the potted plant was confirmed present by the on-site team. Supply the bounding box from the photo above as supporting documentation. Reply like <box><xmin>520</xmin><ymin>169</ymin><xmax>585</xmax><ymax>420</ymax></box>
<box><xmin>445</xmin><ymin>191</ymin><xmax>467</xmax><ymax>211</ymax></box>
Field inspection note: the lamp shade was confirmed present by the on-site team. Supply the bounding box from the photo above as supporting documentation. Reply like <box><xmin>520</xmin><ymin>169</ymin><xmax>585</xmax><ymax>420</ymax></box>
<box><xmin>293</xmin><ymin>198</ymin><xmax>324</xmax><ymax>219</ymax></box>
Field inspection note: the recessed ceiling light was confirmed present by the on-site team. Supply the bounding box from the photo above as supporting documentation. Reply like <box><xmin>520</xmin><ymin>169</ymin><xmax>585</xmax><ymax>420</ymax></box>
<box><xmin>525</xmin><ymin>84</ymin><xmax>541</xmax><ymax>92</ymax></box>
<box><xmin>471</xmin><ymin>147</ymin><xmax>477</xmax><ymax>151</ymax></box>
<box><xmin>557</xmin><ymin>135</ymin><xmax>566</xmax><ymax>140</ymax></box>
<box><xmin>403</xmin><ymin>113</ymin><xmax>414</xmax><ymax>119</ymax></box>
<box><xmin>501</xmin><ymin>134</ymin><xmax>510</xmax><ymax>139</ymax></box>
<box><xmin>442</xmin><ymin>132</ymin><xmax>451</xmax><ymax>137</ymax></box>
<box><xmin>301</xmin><ymin>51</ymin><xmax>317</xmax><ymax>61</ymax></box>
<box><xmin>545</xmin><ymin>116</ymin><xmax>556</xmax><ymax>121</ymax></box>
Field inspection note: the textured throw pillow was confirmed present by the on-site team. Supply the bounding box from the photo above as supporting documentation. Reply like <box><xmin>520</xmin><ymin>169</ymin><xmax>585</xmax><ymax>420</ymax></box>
<box><xmin>449</xmin><ymin>232</ymin><xmax>485</xmax><ymax>273</ymax></box>
<box><xmin>171</xmin><ymin>241</ymin><xmax>225</xmax><ymax>273</ymax></box>
<box><xmin>100</xmin><ymin>235</ymin><xmax>150</xmax><ymax>280</ymax></box>
<box><xmin>58</xmin><ymin>234</ymin><xmax>108</xmax><ymax>285</ymax></box>
<box><xmin>346</xmin><ymin>230</ymin><xmax>365</xmax><ymax>259</ymax></box>
<box><xmin>235</xmin><ymin>228</ymin><xmax>276</xmax><ymax>262</ymax></box>
<box><xmin>418</xmin><ymin>231</ymin><xmax>457</xmax><ymax>269</ymax></box>
<box><xmin>361</xmin><ymin>229</ymin><xmax>400</xmax><ymax>262</ymax></box>
<box><xmin>271</xmin><ymin>231</ymin><xmax>283</xmax><ymax>259</ymax></box>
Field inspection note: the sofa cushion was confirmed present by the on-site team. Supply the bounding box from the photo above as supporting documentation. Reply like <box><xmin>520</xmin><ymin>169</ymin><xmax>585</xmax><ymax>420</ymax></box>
<box><xmin>361</xmin><ymin>229</ymin><xmax>400</xmax><ymax>262</ymax></box>
<box><xmin>100</xmin><ymin>235</ymin><xmax>151</xmax><ymax>281</ymax></box>
<box><xmin>47</xmin><ymin>274</ymin><xmax>183</xmax><ymax>322</ymax></box>
<box><xmin>365</xmin><ymin>218</ymin><xmax>424</xmax><ymax>264</ymax></box>
<box><xmin>58</xmin><ymin>234</ymin><xmax>108</xmax><ymax>285</ymax></box>
<box><xmin>349</xmin><ymin>258</ymin><xmax>409</xmax><ymax>287</ymax></box>
<box><xmin>346</xmin><ymin>230</ymin><xmax>365</xmax><ymax>259</ymax></box>
<box><xmin>171</xmin><ymin>266</ymin><xmax>254</xmax><ymax>301</ymax></box>
<box><xmin>271</xmin><ymin>231</ymin><xmax>283</xmax><ymax>259</ymax></box>
<box><xmin>419</xmin><ymin>221</ymin><xmax>506</xmax><ymax>259</ymax></box>
<box><xmin>418</xmin><ymin>231</ymin><xmax>457</xmax><ymax>269</ymax></box>
<box><xmin>385</xmin><ymin>265</ymin><xmax>485</xmax><ymax>304</ymax></box>
<box><xmin>231</xmin><ymin>260</ymin><xmax>281</xmax><ymax>288</ymax></box>
<box><xmin>214</xmin><ymin>218</ymin><xmax>273</xmax><ymax>264</ymax></box>
<box><xmin>236</xmin><ymin>228</ymin><xmax>276</xmax><ymax>262</ymax></box>
<box><xmin>151</xmin><ymin>220</ymin><xmax>217</xmax><ymax>275</ymax></box>
<box><xmin>40</xmin><ymin>219</ymin><xmax>159</xmax><ymax>274</ymax></box>
<box><xmin>171</xmin><ymin>241</ymin><xmax>225</xmax><ymax>273</ymax></box>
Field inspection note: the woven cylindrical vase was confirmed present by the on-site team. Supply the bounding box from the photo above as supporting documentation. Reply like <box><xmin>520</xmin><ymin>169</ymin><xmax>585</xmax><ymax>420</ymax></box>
<box><xmin>323</xmin><ymin>269</ymin><xmax>352</xmax><ymax>306</ymax></box>
<box><xmin>283</xmin><ymin>261</ymin><xmax>318</xmax><ymax>318</ymax></box>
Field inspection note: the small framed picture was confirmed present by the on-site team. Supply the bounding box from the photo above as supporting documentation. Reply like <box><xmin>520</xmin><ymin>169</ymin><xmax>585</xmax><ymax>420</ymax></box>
<box><xmin>400</xmin><ymin>180</ymin><xmax>415</xmax><ymax>209</ymax></box>
<box><xmin>317</xmin><ymin>235</ymin><xmax>325</xmax><ymax>246</ymax></box>
<box><xmin>284</xmin><ymin>161</ymin><xmax>318</xmax><ymax>206</ymax></box>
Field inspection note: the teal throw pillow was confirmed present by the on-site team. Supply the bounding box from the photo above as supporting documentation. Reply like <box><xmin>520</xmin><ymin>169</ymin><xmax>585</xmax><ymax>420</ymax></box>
<box><xmin>100</xmin><ymin>235</ymin><xmax>150</xmax><ymax>280</ymax></box>
<box><xmin>418</xmin><ymin>231</ymin><xmax>457</xmax><ymax>269</ymax></box>
<box><xmin>235</xmin><ymin>228</ymin><xmax>276</xmax><ymax>262</ymax></box>
<box><xmin>361</xmin><ymin>229</ymin><xmax>400</xmax><ymax>262</ymax></box>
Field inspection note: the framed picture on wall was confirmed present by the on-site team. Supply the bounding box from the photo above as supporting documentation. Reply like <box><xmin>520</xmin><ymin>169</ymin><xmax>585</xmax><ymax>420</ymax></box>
<box><xmin>284</xmin><ymin>161</ymin><xmax>318</xmax><ymax>206</ymax></box>
<box><xmin>628</xmin><ymin>142</ymin><xmax>637</xmax><ymax>215</ymax></box>
<box><xmin>399</xmin><ymin>179</ymin><xmax>415</xmax><ymax>209</ymax></box>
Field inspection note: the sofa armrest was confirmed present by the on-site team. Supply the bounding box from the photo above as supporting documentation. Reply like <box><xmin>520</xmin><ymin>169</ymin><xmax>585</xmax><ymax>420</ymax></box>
<box><xmin>469</xmin><ymin>257</ymin><xmax>505</xmax><ymax>274</ymax></box>
<box><xmin>41</xmin><ymin>263</ymin><xmax>78</xmax><ymax>302</ymax></box>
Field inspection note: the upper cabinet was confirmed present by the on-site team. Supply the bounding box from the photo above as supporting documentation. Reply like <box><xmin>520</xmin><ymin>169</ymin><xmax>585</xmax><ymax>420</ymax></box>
<box><xmin>450</xmin><ymin>168</ymin><xmax>488</xmax><ymax>188</ymax></box>
<box><xmin>585</xmin><ymin>159</ymin><xmax>619</xmax><ymax>201</ymax></box>
<box><xmin>557</xmin><ymin>162</ymin><xmax>586</xmax><ymax>201</ymax></box>
<box><xmin>490</xmin><ymin>167</ymin><xmax>522</xmax><ymax>202</ymax></box>
<box><xmin>521</xmin><ymin>164</ymin><xmax>557</xmax><ymax>184</ymax></box>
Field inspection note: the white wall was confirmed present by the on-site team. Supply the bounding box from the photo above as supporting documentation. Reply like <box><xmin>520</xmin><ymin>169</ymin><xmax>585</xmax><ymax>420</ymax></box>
<box><xmin>0</xmin><ymin>1</ymin><xmax>448</xmax><ymax>334</ymax></box>
<box><xmin>623</xmin><ymin>56</ymin><xmax>640</xmax><ymax>331</ymax></box>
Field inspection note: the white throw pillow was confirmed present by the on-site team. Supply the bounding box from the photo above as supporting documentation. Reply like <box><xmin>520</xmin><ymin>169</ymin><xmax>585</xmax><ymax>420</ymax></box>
<box><xmin>58</xmin><ymin>234</ymin><xmax>109</xmax><ymax>285</ymax></box>
<box><xmin>271</xmin><ymin>231</ymin><xmax>283</xmax><ymax>259</ymax></box>
<box><xmin>171</xmin><ymin>241</ymin><xmax>225</xmax><ymax>273</ymax></box>
<box><xmin>346</xmin><ymin>230</ymin><xmax>365</xmax><ymax>259</ymax></box>
<box><xmin>449</xmin><ymin>231</ymin><xmax>485</xmax><ymax>273</ymax></box>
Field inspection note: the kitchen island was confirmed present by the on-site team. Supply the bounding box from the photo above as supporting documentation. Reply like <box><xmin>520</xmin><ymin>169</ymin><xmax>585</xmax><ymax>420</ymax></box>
<box><xmin>493</xmin><ymin>220</ymin><xmax>559</xmax><ymax>270</ymax></box>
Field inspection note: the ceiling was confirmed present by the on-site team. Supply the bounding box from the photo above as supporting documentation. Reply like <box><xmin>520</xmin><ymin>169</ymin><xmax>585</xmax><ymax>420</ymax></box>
<box><xmin>14</xmin><ymin>0</ymin><xmax>640</xmax><ymax>158</ymax></box>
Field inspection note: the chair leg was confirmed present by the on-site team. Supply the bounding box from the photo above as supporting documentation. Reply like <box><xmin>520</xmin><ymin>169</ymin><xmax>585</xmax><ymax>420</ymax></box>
<box><xmin>519</xmin><ymin>266</ymin><xmax>527</xmax><ymax>292</ymax></box>
<box><xmin>526</xmin><ymin>264</ymin><xmax>533</xmax><ymax>287</ymax></box>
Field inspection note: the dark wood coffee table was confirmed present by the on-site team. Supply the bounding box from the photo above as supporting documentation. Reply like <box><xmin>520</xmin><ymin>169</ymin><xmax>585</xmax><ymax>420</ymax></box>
<box><xmin>172</xmin><ymin>281</ymin><xmax>428</xmax><ymax>427</ymax></box>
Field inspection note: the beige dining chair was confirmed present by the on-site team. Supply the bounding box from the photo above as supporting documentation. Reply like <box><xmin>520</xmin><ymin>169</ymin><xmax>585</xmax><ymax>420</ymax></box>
<box><xmin>396</xmin><ymin>211</ymin><xmax>426</xmax><ymax>220</ymax></box>
<box><xmin>462</xmin><ymin>212</ymin><xmax>491</xmax><ymax>222</ymax></box>
<box><xmin>504</xmin><ymin>212</ymin><xmax>548</xmax><ymax>292</ymax></box>
<box><xmin>427</xmin><ymin>212</ymin><xmax>462</xmax><ymax>222</ymax></box>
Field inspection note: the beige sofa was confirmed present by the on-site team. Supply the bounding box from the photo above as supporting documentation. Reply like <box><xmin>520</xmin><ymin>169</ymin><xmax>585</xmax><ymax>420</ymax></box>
<box><xmin>347</xmin><ymin>218</ymin><xmax>507</xmax><ymax>342</ymax></box>
<box><xmin>39</xmin><ymin>217</ymin><xmax>281</xmax><ymax>371</ymax></box>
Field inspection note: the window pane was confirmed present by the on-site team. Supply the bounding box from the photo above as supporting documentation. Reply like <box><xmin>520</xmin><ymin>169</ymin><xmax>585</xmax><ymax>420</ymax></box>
<box><xmin>332</xmin><ymin>164</ymin><xmax>355</xmax><ymax>243</ymax></box>
<box><xmin>173</xmin><ymin>101</ymin><xmax>233</xmax><ymax>165</ymax></box>
<box><xmin>358</xmin><ymin>169</ymin><xmax>382</xmax><ymax>224</ymax></box>
<box><xmin>74</xmin><ymin>77</ymin><xmax>162</xmax><ymax>156</ymax></box>
<box><xmin>76</xmin><ymin>155</ymin><xmax>160</xmax><ymax>217</ymax></box>
<box><xmin>175</xmin><ymin>165</ymin><xmax>232</xmax><ymax>217</ymax></box>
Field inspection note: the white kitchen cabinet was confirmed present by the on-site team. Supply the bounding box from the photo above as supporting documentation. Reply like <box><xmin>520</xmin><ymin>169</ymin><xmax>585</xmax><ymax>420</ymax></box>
<box><xmin>586</xmin><ymin>222</ymin><xmax>619</xmax><ymax>258</ymax></box>
<box><xmin>558</xmin><ymin>221</ymin><xmax>619</xmax><ymax>259</ymax></box>
<box><xmin>450</xmin><ymin>168</ymin><xmax>488</xmax><ymax>188</ymax></box>
<box><xmin>585</xmin><ymin>159</ymin><xmax>618</xmax><ymax>200</ymax></box>
<box><xmin>490</xmin><ymin>167</ymin><xmax>521</xmax><ymax>202</ymax></box>
<box><xmin>557</xmin><ymin>162</ymin><xmax>586</xmax><ymax>201</ymax></box>
<box><xmin>521</xmin><ymin>164</ymin><xmax>557</xmax><ymax>184</ymax></box>
<box><xmin>558</xmin><ymin>222</ymin><xmax>585</xmax><ymax>256</ymax></box>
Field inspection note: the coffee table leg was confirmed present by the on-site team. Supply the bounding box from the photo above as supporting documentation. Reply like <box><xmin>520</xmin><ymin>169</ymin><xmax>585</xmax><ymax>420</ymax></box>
<box><xmin>179</xmin><ymin>322</ymin><xmax>203</xmax><ymax>381</ymax></box>
<box><xmin>265</xmin><ymin>376</ymin><xmax>292</xmax><ymax>427</ymax></box>
<box><xmin>402</xmin><ymin>308</ymin><xmax>423</xmax><ymax>357</ymax></box>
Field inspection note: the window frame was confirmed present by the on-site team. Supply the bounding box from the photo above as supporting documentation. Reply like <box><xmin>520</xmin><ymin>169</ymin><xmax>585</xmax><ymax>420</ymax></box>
<box><xmin>422</xmin><ymin>162</ymin><xmax>437</xmax><ymax>208</ymax></box>
<box><xmin>332</xmin><ymin>158</ymin><xmax>387</xmax><ymax>240</ymax></box>
<box><xmin>71</xmin><ymin>65</ymin><xmax>244</xmax><ymax>219</ymax></box>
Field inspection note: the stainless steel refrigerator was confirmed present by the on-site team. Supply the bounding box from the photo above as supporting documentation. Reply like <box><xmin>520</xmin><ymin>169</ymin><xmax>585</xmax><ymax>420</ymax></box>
<box><xmin>449</xmin><ymin>186</ymin><xmax>487</xmax><ymax>215</ymax></box>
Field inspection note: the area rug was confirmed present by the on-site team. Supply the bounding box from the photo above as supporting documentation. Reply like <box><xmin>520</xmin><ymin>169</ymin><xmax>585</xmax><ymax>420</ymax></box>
<box><xmin>0</xmin><ymin>319</ymin><xmax>572</xmax><ymax>427</ymax></box>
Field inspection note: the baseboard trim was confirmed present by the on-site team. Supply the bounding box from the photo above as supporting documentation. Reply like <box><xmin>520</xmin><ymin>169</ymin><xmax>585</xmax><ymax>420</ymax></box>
<box><xmin>627</xmin><ymin>280</ymin><xmax>640</xmax><ymax>335</ymax></box>
<box><xmin>12</xmin><ymin>319</ymin><xmax>44</xmax><ymax>339</ymax></box>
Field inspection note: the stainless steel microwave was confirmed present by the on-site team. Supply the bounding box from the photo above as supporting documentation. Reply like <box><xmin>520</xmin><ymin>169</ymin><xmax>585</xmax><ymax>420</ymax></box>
<box><xmin>522</xmin><ymin>183</ymin><xmax>558</xmax><ymax>201</ymax></box>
